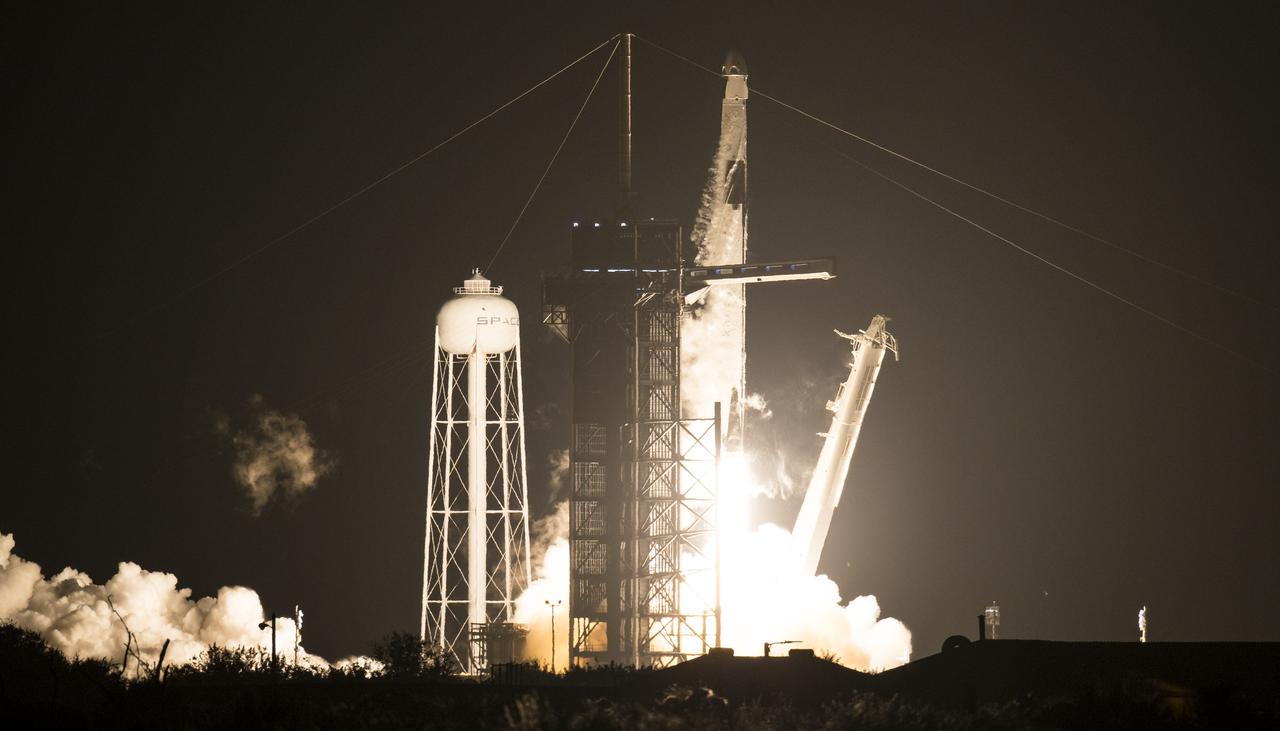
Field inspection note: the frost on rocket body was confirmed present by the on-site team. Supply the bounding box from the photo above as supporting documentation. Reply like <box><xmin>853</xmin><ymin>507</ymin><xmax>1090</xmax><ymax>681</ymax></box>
<box><xmin>0</xmin><ymin>532</ymin><xmax>323</xmax><ymax>670</ymax></box>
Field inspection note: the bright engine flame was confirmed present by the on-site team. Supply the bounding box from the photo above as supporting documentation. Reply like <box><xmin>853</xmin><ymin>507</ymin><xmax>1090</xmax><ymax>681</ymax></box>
<box><xmin>702</xmin><ymin>453</ymin><xmax>911</xmax><ymax>670</ymax></box>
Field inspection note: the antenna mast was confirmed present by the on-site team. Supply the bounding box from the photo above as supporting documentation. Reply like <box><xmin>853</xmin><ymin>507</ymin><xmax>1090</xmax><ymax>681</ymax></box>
<box><xmin>616</xmin><ymin>33</ymin><xmax>636</xmax><ymax>218</ymax></box>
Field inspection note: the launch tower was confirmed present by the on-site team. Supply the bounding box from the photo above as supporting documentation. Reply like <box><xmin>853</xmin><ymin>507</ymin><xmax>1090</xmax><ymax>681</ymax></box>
<box><xmin>543</xmin><ymin>219</ymin><xmax>723</xmax><ymax>668</ymax></box>
<box><xmin>543</xmin><ymin>39</ymin><xmax>835</xmax><ymax>668</ymax></box>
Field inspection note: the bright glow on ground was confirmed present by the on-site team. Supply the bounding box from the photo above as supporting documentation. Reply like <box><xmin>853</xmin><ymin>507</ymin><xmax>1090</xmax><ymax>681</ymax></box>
<box><xmin>700</xmin><ymin>452</ymin><xmax>912</xmax><ymax>670</ymax></box>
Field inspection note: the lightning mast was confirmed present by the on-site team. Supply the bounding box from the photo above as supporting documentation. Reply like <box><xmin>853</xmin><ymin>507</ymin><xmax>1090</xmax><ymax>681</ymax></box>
<box><xmin>791</xmin><ymin>316</ymin><xmax>897</xmax><ymax>576</ymax></box>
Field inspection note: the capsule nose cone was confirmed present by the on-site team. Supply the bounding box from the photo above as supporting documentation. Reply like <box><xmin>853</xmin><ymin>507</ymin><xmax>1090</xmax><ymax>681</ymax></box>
<box><xmin>722</xmin><ymin>50</ymin><xmax>747</xmax><ymax>76</ymax></box>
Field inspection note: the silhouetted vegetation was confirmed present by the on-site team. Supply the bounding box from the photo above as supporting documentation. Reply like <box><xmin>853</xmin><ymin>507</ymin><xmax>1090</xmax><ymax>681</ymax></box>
<box><xmin>3</xmin><ymin>622</ymin><xmax>1277</xmax><ymax>729</ymax></box>
<box><xmin>371</xmin><ymin>630</ymin><xmax>457</xmax><ymax>679</ymax></box>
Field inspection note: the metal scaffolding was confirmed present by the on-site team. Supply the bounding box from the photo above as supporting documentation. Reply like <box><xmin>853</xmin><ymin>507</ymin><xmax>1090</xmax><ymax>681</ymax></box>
<box><xmin>546</xmin><ymin>220</ymin><xmax>721</xmax><ymax>668</ymax></box>
<box><xmin>421</xmin><ymin>337</ymin><xmax>533</xmax><ymax>674</ymax></box>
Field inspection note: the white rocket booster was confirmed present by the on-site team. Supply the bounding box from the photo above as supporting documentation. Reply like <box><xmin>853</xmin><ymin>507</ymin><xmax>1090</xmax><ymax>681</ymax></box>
<box><xmin>719</xmin><ymin>53</ymin><xmax>748</xmax><ymax>213</ymax></box>
<box><xmin>721</xmin><ymin>56</ymin><xmax>747</xmax><ymax>447</ymax></box>
<box><xmin>791</xmin><ymin>316</ymin><xmax>898</xmax><ymax>576</ymax></box>
<box><xmin>691</xmin><ymin>52</ymin><xmax>747</xmax><ymax>440</ymax></box>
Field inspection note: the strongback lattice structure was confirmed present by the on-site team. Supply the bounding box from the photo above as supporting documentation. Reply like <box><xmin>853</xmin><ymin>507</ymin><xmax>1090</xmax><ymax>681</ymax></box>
<box><xmin>544</xmin><ymin>220</ymin><xmax>721</xmax><ymax>668</ymax></box>
<box><xmin>422</xmin><ymin>277</ymin><xmax>533</xmax><ymax>674</ymax></box>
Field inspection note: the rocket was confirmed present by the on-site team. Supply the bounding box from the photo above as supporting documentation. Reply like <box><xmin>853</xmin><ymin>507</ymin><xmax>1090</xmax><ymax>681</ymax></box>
<box><xmin>713</xmin><ymin>53</ymin><xmax>749</xmax><ymax>443</ymax></box>
<box><xmin>721</xmin><ymin>52</ymin><xmax>748</xmax><ymax>209</ymax></box>
<box><xmin>791</xmin><ymin>316</ymin><xmax>898</xmax><ymax>576</ymax></box>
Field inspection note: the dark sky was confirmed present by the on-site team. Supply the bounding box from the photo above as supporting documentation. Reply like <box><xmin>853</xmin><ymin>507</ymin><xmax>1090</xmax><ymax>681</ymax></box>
<box><xmin>7</xmin><ymin>2</ymin><xmax>1278</xmax><ymax>661</ymax></box>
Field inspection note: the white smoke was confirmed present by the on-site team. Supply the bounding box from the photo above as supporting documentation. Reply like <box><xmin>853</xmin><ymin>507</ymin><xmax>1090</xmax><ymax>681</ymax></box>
<box><xmin>681</xmin><ymin>286</ymin><xmax>746</xmax><ymax>418</ymax></box>
<box><xmin>545</xmin><ymin>448</ymin><xmax>570</xmax><ymax>501</ymax></box>
<box><xmin>716</xmin><ymin>519</ymin><xmax>911</xmax><ymax>671</ymax></box>
<box><xmin>332</xmin><ymin>655</ymin><xmax>385</xmax><ymax>676</ymax></box>
<box><xmin>777</xmin><ymin>452</ymin><xmax>808</xmax><ymax>500</ymax></box>
<box><xmin>742</xmin><ymin>392</ymin><xmax>772</xmax><ymax>420</ymax></box>
<box><xmin>512</xmin><ymin>501</ymin><xmax>569</xmax><ymax>671</ymax></box>
<box><xmin>218</xmin><ymin>395</ymin><xmax>332</xmax><ymax>515</ymax></box>
<box><xmin>0</xmin><ymin>532</ymin><xmax>328</xmax><ymax>673</ymax></box>
<box><xmin>683</xmin><ymin>103</ymin><xmax>747</xmax><ymax>418</ymax></box>
<box><xmin>509</xmin><ymin>447</ymin><xmax>573</xmax><ymax>669</ymax></box>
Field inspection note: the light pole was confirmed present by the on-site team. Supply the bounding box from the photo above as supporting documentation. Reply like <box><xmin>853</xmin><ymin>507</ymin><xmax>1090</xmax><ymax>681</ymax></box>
<box><xmin>544</xmin><ymin>599</ymin><xmax>562</xmax><ymax>674</ymax></box>
<box><xmin>258</xmin><ymin>614</ymin><xmax>277</xmax><ymax>671</ymax></box>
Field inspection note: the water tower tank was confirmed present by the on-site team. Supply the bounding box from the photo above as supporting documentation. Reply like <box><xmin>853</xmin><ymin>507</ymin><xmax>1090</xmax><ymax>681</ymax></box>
<box><xmin>437</xmin><ymin>269</ymin><xmax>520</xmax><ymax>355</ymax></box>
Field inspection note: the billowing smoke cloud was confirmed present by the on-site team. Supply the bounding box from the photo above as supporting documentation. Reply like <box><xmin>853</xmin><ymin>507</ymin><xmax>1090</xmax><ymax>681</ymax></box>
<box><xmin>218</xmin><ymin>395</ymin><xmax>332</xmax><ymax>515</ymax></box>
<box><xmin>715</xmin><ymin>519</ymin><xmax>911</xmax><ymax>670</ymax></box>
<box><xmin>528</xmin><ymin>402</ymin><xmax>562</xmax><ymax>433</ymax></box>
<box><xmin>545</xmin><ymin>448</ymin><xmax>570</xmax><ymax>502</ymax></box>
<box><xmin>512</xmin><ymin>501</ymin><xmax>569</xmax><ymax>671</ymax></box>
<box><xmin>510</xmin><ymin>449</ymin><xmax>573</xmax><ymax>669</ymax></box>
<box><xmin>682</xmin><ymin>285</ymin><xmax>746</xmax><ymax>419</ymax></box>
<box><xmin>682</xmin><ymin>106</ymin><xmax>747</xmax><ymax>418</ymax></box>
<box><xmin>741</xmin><ymin>392</ymin><xmax>772</xmax><ymax>420</ymax></box>
<box><xmin>0</xmin><ymin>532</ymin><xmax>327</xmax><ymax>673</ymax></box>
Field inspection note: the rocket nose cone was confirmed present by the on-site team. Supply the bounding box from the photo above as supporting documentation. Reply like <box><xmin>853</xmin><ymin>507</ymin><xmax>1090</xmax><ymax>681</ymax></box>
<box><xmin>722</xmin><ymin>50</ymin><xmax>747</xmax><ymax>76</ymax></box>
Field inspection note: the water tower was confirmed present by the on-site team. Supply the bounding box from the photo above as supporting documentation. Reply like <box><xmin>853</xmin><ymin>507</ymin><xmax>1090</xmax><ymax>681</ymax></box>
<box><xmin>421</xmin><ymin>269</ymin><xmax>532</xmax><ymax>674</ymax></box>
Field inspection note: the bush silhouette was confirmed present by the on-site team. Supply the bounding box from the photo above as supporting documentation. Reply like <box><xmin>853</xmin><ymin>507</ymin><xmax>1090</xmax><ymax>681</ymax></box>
<box><xmin>370</xmin><ymin>631</ymin><xmax>457</xmax><ymax>679</ymax></box>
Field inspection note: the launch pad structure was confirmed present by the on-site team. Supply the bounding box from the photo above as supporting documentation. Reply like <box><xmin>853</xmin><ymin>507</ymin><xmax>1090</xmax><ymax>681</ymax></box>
<box><xmin>543</xmin><ymin>33</ymin><xmax>724</xmax><ymax>668</ymax></box>
<box><xmin>420</xmin><ymin>33</ymin><xmax>892</xmax><ymax>674</ymax></box>
<box><xmin>422</xmin><ymin>34</ymin><xmax>838</xmax><ymax>675</ymax></box>
<box><xmin>544</xmin><ymin>221</ymin><xmax>723</xmax><ymax>668</ymax></box>
<box><xmin>542</xmin><ymin>36</ymin><xmax>836</xmax><ymax>668</ymax></box>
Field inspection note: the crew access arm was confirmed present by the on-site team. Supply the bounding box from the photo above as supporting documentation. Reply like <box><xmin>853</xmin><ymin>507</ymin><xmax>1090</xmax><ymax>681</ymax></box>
<box><xmin>791</xmin><ymin>315</ymin><xmax>897</xmax><ymax>576</ymax></box>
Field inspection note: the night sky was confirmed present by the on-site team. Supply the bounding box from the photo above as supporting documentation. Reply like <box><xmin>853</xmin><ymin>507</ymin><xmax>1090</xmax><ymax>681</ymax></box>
<box><xmin>8</xmin><ymin>3</ymin><xmax>1278</xmax><ymax>662</ymax></box>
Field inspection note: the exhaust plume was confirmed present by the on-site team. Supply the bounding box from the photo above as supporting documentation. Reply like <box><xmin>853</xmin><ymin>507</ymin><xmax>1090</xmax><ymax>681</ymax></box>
<box><xmin>510</xmin><ymin>448</ymin><xmax>573</xmax><ymax>669</ymax></box>
<box><xmin>0</xmin><ymin>532</ymin><xmax>325</xmax><ymax>671</ymax></box>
